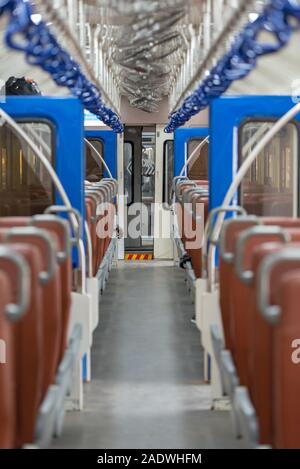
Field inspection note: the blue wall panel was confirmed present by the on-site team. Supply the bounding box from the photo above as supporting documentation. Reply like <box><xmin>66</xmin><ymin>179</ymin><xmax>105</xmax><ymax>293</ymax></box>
<box><xmin>209</xmin><ymin>96</ymin><xmax>300</xmax><ymax>212</ymax></box>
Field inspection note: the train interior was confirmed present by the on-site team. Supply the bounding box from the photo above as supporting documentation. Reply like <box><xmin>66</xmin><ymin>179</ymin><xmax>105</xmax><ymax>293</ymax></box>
<box><xmin>0</xmin><ymin>0</ymin><xmax>300</xmax><ymax>452</ymax></box>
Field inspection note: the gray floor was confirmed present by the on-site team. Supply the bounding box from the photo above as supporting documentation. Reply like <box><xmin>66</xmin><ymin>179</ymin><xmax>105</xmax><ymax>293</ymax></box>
<box><xmin>52</xmin><ymin>261</ymin><xmax>243</xmax><ymax>449</ymax></box>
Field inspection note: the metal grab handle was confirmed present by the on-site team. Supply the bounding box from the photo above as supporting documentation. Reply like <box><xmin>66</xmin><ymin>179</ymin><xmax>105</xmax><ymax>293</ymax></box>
<box><xmin>191</xmin><ymin>189</ymin><xmax>209</xmax><ymax>219</ymax></box>
<box><xmin>45</xmin><ymin>206</ymin><xmax>83</xmax><ymax>245</ymax></box>
<box><xmin>201</xmin><ymin>206</ymin><xmax>248</xmax><ymax>278</ymax></box>
<box><xmin>257</xmin><ymin>247</ymin><xmax>300</xmax><ymax>325</ymax></box>
<box><xmin>235</xmin><ymin>226</ymin><xmax>290</xmax><ymax>285</ymax></box>
<box><xmin>85</xmin><ymin>192</ymin><xmax>102</xmax><ymax>222</ymax></box>
<box><xmin>174</xmin><ymin>180</ymin><xmax>196</xmax><ymax>202</ymax></box>
<box><xmin>0</xmin><ymin>246</ymin><xmax>30</xmax><ymax>321</ymax></box>
<box><xmin>98</xmin><ymin>180</ymin><xmax>116</xmax><ymax>200</ymax></box>
<box><xmin>90</xmin><ymin>183</ymin><xmax>112</xmax><ymax>202</ymax></box>
<box><xmin>86</xmin><ymin>188</ymin><xmax>106</xmax><ymax>205</ymax></box>
<box><xmin>182</xmin><ymin>186</ymin><xmax>198</xmax><ymax>205</ymax></box>
<box><xmin>173</xmin><ymin>176</ymin><xmax>188</xmax><ymax>193</ymax></box>
<box><xmin>101</xmin><ymin>183</ymin><xmax>114</xmax><ymax>202</ymax></box>
<box><xmin>85</xmin><ymin>178</ymin><xmax>118</xmax><ymax>194</ymax></box>
<box><xmin>31</xmin><ymin>215</ymin><xmax>71</xmax><ymax>264</ymax></box>
<box><xmin>191</xmin><ymin>188</ymin><xmax>209</xmax><ymax>197</ymax></box>
<box><xmin>86</xmin><ymin>190</ymin><xmax>109</xmax><ymax>218</ymax></box>
<box><xmin>207</xmin><ymin>206</ymin><xmax>247</xmax><ymax>246</ymax></box>
<box><xmin>5</xmin><ymin>227</ymin><xmax>56</xmax><ymax>285</ymax></box>
<box><xmin>86</xmin><ymin>185</ymin><xmax>111</xmax><ymax>205</ymax></box>
<box><xmin>219</xmin><ymin>215</ymin><xmax>260</xmax><ymax>265</ymax></box>
<box><xmin>101</xmin><ymin>178</ymin><xmax>118</xmax><ymax>196</ymax></box>
<box><xmin>173</xmin><ymin>177</ymin><xmax>187</xmax><ymax>205</ymax></box>
<box><xmin>44</xmin><ymin>207</ymin><xmax>87</xmax><ymax>294</ymax></box>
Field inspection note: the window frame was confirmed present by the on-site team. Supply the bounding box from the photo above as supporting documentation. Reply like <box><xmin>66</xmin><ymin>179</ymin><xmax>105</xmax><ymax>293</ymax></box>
<box><xmin>124</xmin><ymin>140</ymin><xmax>134</xmax><ymax>206</ymax></box>
<box><xmin>85</xmin><ymin>137</ymin><xmax>105</xmax><ymax>181</ymax></box>
<box><xmin>186</xmin><ymin>137</ymin><xmax>209</xmax><ymax>181</ymax></box>
<box><xmin>0</xmin><ymin>117</ymin><xmax>56</xmax><ymax>207</ymax></box>
<box><xmin>238</xmin><ymin>118</ymin><xmax>300</xmax><ymax>217</ymax></box>
<box><xmin>163</xmin><ymin>139</ymin><xmax>174</xmax><ymax>208</ymax></box>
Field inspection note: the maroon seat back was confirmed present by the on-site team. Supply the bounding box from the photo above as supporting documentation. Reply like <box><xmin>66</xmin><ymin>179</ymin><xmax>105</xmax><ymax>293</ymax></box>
<box><xmin>251</xmin><ymin>242</ymin><xmax>300</xmax><ymax>444</ymax></box>
<box><xmin>0</xmin><ymin>227</ymin><xmax>61</xmax><ymax>401</ymax></box>
<box><xmin>1</xmin><ymin>242</ymin><xmax>43</xmax><ymax>447</ymax></box>
<box><xmin>273</xmin><ymin>270</ymin><xmax>300</xmax><ymax>448</ymax></box>
<box><xmin>0</xmin><ymin>271</ymin><xmax>15</xmax><ymax>448</ymax></box>
<box><xmin>219</xmin><ymin>217</ymin><xmax>259</xmax><ymax>351</ymax></box>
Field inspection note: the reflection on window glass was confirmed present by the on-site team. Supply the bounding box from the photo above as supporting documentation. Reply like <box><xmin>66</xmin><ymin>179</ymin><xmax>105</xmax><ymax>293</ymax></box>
<box><xmin>141</xmin><ymin>145</ymin><xmax>155</xmax><ymax>201</ymax></box>
<box><xmin>141</xmin><ymin>133</ymin><xmax>156</xmax><ymax>243</ymax></box>
<box><xmin>187</xmin><ymin>139</ymin><xmax>209</xmax><ymax>181</ymax></box>
<box><xmin>163</xmin><ymin>140</ymin><xmax>174</xmax><ymax>207</ymax></box>
<box><xmin>124</xmin><ymin>142</ymin><xmax>133</xmax><ymax>205</ymax></box>
<box><xmin>0</xmin><ymin>122</ymin><xmax>54</xmax><ymax>216</ymax></box>
<box><xmin>85</xmin><ymin>139</ymin><xmax>104</xmax><ymax>182</ymax></box>
<box><xmin>240</xmin><ymin>122</ymin><xmax>298</xmax><ymax>217</ymax></box>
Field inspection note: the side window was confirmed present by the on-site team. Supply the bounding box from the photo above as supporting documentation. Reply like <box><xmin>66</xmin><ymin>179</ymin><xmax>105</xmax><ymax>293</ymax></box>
<box><xmin>240</xmin><ymin>121</ymin><xmax>299</xmax><ymax>217</ymax></box>
<box><xmin>85</xmin><ymin>139</ymin><xmax>104</xmax><ymax>182</ymax></box>
<box><xmin>163</xmin><ymin>140</ymin><xmax>174</xmax><ymax>207</ymax></box>
<box><xmin>124</xmin><ymin>141</ymin><xmax>133</xmax><ymax>205</ymax></box>
<box><xmin>0</xmin><ymin>121</ymin><xmax>55</xmax><ymax>216</ymax></box>
<box><xmin>187</xmin><ymin>138</ymin><xmax>209</xmax><ymax>181</ymax></box>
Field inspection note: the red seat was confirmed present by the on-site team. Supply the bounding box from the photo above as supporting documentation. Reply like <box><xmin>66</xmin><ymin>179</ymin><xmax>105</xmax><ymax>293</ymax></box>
<box><xmin>175</xmin><ymin>182</ymin><xmax>197</xmax><ymax>241</ymax></box>
<box><xmin>0</xmin><ymin>216</ymin><xmax>71</xmax><ymax>363</ymax></box>
<box><xmin>250</xmin><ymin>242</ymin><xmax>300</xmax><ymax>445</ymax></box>
<box><xmin>0</xmin><ymin>227</ymin><xmax>61</xmax><ymax>401</ymax></box>
<box><xmin>231</xmin><ymin>225</ymin><xmax>300</xmax><ymax>387</ymax></box>
<box><xmin>0</xmin><ymin>242</ymin><xmax>44</xmax><ymax>447</ymax></box>
<box><xmin>189</xmin><ymin>192</ymin><xmax>208</xmax><ymax>278</ymax></box>
<box><xmin>219</xmin><ymin>216</ymin><xmax>260</xmax><ymax>352</ymax></box>
<box><xmin>0</xmin><ymin>270</ymin><xmax>15</xmax><ymax>448</ymax></box>
<box><xmin>273</xmin><ymin>270</ymin><xmax>300</xmax><ymax>448</ymax></box>
<box><xmin>85</xmin><ymin>196</ymin><xmax>98</xmax><ymax>275</ymax></box>
<box><xmin>102</xmin><ymin>201</ymin><xmax>115</xmax><ymax>258</ymax></box>
<box><xmin>31</xmin><ymin>216</ymin><xmax>72</xmax><ymax>362</ymax></box>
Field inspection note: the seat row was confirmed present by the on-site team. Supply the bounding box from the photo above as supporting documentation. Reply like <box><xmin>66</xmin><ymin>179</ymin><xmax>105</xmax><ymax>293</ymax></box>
<box><xmin>0</xmin><ymin>214</ymin><xmax>74</xmax><ymax>448</ymax></box>
<box><xmin>85</xmin><ymin>179</ymin><xmax>117</xmax><ymax>279</ymax></box>
<box><xmin>0</xmin><ymin>179</ymin><xmax>118</xmax><ymax>448</ymax></box>
<box><xmin>214</xmin><ymin>215</ymin><xmax>300</xmax><ymax>448</ymax></box>
<box><xmin>174</xmin><ymin>177</ymin><xmax>209</xmax><ymax>278</ymax></box>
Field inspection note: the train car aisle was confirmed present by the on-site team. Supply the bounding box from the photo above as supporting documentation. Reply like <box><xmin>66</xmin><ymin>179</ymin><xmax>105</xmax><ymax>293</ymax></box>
<box><xmin>52</xmin><ymin>261</ymin><xmax>244</xmax><ymax>449</ymax></box>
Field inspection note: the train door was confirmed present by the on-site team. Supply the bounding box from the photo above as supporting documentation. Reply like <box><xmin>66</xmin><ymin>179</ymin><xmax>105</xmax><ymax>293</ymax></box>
<box><xmin>153</xmin><ymin>126</ymin><xmax>174</xmax><ymax>259</ymax></box>
<box><xmin>124</xmin><ymin>126</ymin><xmax>156</xmax><ymax>252</ymax></box>
<box><xmin>210</xmin><ymin>96</ymin><xmax>300</xmax><ymax>216</ymax></box>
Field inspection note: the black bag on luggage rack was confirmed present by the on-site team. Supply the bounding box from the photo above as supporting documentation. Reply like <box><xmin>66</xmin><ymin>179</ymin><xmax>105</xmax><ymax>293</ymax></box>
<box><xmin>5</xmin><ymin>76</ymin><xmax>42</xmax><ymax>96</ymax></box>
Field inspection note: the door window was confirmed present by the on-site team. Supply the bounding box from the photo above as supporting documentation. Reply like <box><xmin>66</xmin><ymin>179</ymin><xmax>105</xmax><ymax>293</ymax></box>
<box><xmin>124</xmin><ymin>141</ymin><xmax>133</xmax><ymax>205</ymax></box>
<box><xmin>163</xmin><ymin>140</ymin><xmax>174</xmax><ymax>207</ymax></box>
<box><xmin>239</xmin><ymin>121</ymin><xmax>299</xmax><ymax>217</ymax></box>
<box><xmin>86</xmin><ymin>138</ymin><xmax>104</xmax><ymax>182</ymax></box>
<box><xmin>0</xmin><ymin>121</ymin><xmax>55</xmax><ymax>216</ymax></box>
<box><xmin>187</xmin><ymin>138</ymin><xmax>209</xmax><ymax>181</ymax></box>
